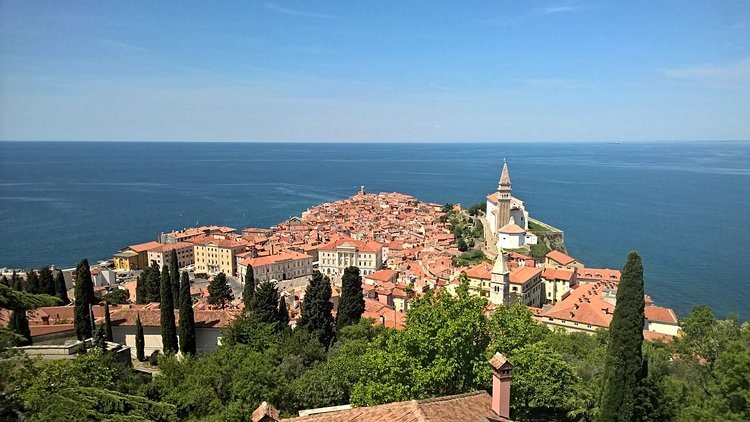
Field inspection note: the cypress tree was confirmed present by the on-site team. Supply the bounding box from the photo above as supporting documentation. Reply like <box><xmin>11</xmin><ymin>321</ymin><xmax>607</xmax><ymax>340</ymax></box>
<box><xmin>0</xmin><ymin>275</ymin><xmax>8</xmax><ymax>287</ymax></box>
<box><xmin>136</xmin><ymin>262</ymin><xmax>161</xmax><ymax>303</ymax></box>
<box><xmin>103</xmin><ymin>301</ymin><xmax>113</xmax><ymax>342</ymax></box>
<box><xmin>9</xmin><ymin>309</ymin><xmax>32</xmax><ymax>346</ymax></box>
<box><xmin>160</xmin><ymin>265</ymin><xmax>178</xmax><ymax>354</ymax></box>
<box><xmin>179</xmin><ymin>271</ymin><xmax>196</xmax><ymax>355</ymax></box>
<box><xmin>169</xmin><ymin>249</ymin><xmax>180</xmax><ymax>309</ymax></box>
<box><xmin>278</xmin><ymin>297</ymin><xmax>290</xmax><ymax>331</ymax></box>
<box><xmin>336</xmin><ymin>266</ymin><xmax>364</xmax><ymax>329</ymax></box>
<box><xmin>27</xmin><ymin>270</ymin><xmax>40</xmax><ymax>294</ymax></box>
<box><xmin>598</xmin><ymin>252</ymin><xmax>646</xmax><ymax>422</ymax></box>
<box><xmin>53</xmin><ymin>270</ymin><xmax>70</xmax><ymax>305</ymax></box>
<box><xmin>73</xmin><ymin>259</ymin><xmax>96</xmax><ymax>341</ymax></box>
<box><xmin>11</xmin><ymin>271</ymin><xmax>22</xmax><ymax>292</ymax></box>
<box><xmin>242</xmin><ymin>264</ymin><xmax>255</xmax><ymax>310</ymax></box>
<box><xmin>135</xmin><ymin>314</ymin><xmax>145</xmax><ymax>362</ymax></box>
<box><xmin>39</xmin><ymin>266</ymin><xmax>55</xmax><ymax>296</ymax></box>
<box><xmin>251</xmin><ymin>281</ymin><xmax>281</xmax><ymax>326</ymax></box>
<box><xmin>298</xmin><ymin>271</ymin><xmax>335</xmax><ymax>349</ymax></box>
<box><xmin>207</xmin><ymin>272</ymin><xmax>233</xmax><ymax>309</ymax></box>
<box><xmin>149</xmin><ymin>261</ymin><xmax>161</xmax><ymax>302</ymax></box>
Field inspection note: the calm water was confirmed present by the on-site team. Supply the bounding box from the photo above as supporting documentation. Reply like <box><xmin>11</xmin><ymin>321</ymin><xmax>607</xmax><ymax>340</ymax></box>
<box><xmin>1</xmin><ymin>141</ymin><xmax>748</xmax><ymax>319</ymax></box>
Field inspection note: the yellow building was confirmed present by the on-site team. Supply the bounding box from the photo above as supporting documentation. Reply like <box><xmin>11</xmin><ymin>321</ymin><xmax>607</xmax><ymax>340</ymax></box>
<box><xmin>114</xmin><ymin>241</ymin><xmax>162</xmax><ymax>271</ymax></box>
<box><xmin>461</xmin><ymin>261</ymin><xmax>494</xmax><ymax>298</ymax></box>
<box><xmin>193</xmin><ymin>236</ymin><xmax>247</xmax><ymax>275</ymax></box>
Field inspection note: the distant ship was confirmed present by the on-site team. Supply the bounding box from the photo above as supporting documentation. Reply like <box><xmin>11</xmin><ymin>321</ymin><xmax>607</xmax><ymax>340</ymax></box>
<box><xmin>606</xmin><ymin>141</ymin><xmax>620</xmax><ymax>144</ymax></box>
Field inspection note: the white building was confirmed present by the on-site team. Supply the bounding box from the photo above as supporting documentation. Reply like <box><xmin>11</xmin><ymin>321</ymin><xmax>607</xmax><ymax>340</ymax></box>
<box><xmin>237</xmin><ymin>251</ymin><xmax>314</xmax><ymax>283</ymax></box>
<box><xmin>489</xmin><ymin>251</ymin><xmax>509</xmax><ymax>305</ymax></box>
<box><xmin>318</xmin><ymin>236</ymin><xmax>384</xmax><ymax>284</ymax></box>
<box><xmin>486</xmin><ymin>160</ymin><xmax>530</xmax><ymax>237</ymax></box>
<box><xmin>109</xmin><ymin>307</ymin><xmax>238</xmax><ymax>357</ymax></box>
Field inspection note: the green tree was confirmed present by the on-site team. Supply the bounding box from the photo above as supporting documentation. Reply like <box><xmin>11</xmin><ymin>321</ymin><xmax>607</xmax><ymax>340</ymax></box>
<box><xmin>0</xmin><ymin>275</ymin><xmax>8</xmax><ymax>287</ymax></box>
<box><xmin>207</xmin><ymin>272</ymin><xmax>233</xmax><ymax>309</ymax></box>
<box><xmin>101</xmin><ymin>287</ymin><xmax>129</xmax><ymax>305</ymax></box>
<box><xmin>160</xmin><ymin>265</ymin><xmax>178</xmax><ymax>354</ymax></box>
<box><xmin>489</xmin><ymin>302</ymin><xmax>550</xmax><ymax>356</ymax></box>
<box><xmin>598</xmin><ymin>252</ymin><xmax>645</xmax><ymax>422</ymax></box>
<box><xmin>243</xmin><ymin>264</ymin><xmax>255</xmax><ymax>310</ymax></box>
<box><xmin>137</xmin><ymin>261</ymin><xmax>161</xmax><ymax>303</ymax></box>
<box><xmin>251</xmin><ymin>280</ymin><xmax>282</xmax><ymax>327</ymax></box>
<box><xmin>39</xmin><ymin>266</ymin><xmax>55</xmax><ymax>296</ymax></box>
<box><xmin>10</xmin><ymin>271</ymin><xmax>22</xmax><ymax>291</ymax></box>
<box><xmin>27</xmin><ymin>270</ymin><xmax>40</xmax><ymax>294</ymax></box>
<box><xmin>169</xmin><ymin>249</ymin><xmax>180</xmax><ymax>309</ymax></box>
<box><xmin>150</xmin><ymin>345</ymin><xmax>284</xmax><ymax>420</ymax></box>
<box><xmin>222</xmin><ymin>314</ymin><xmax>278</xmax><ymax>350</ymax></box>
<box><xmin>53</xmin><ymin>270</ymin><xmax>69</xmax><ymax>305</ymax></box>
<box><xmin>278</xmin><ymin>297</ymin><xmax>290</xmax><ymax>331</ymax></box>
<box><xmin>336</xmin><ymin>266</ymin><xmax>364</xmax><ymax>330</ymax></box>
<box><xmin>103</xmin><ymin>300</ymin><xmax>113</xmax><ymax>342</ymax></box>
<box><xmin>178</xmin><ymin>271</ymin><xmax>196</xmax><ymax>356</ymax></box>
<box><xmin>351</xmin><ymin>288</ymin><xmax>491</xmax><ymax>406</ymax></box>
<box><xmin>73</xmin><ymin>258</ymin><xmax>96</xmax><ymax>341</ymax></box>
<box><xmin>511</xmin><ymin>341</ymin><xmax>579</xmax><ymax>418</ymax></box>
<box><xmin>9</xmin><ymin>309</ymin><xmax>32</xmax><ymax>346</ymax></box>
<box><xmin>136</xmin><ymin>314</ymin><xmax>145</xmax><ymax>362</ymax></box>
<box><xmin>298</xmin><ymin>271</ymin><xmax>335</xmax><ymax>349</ymax></box>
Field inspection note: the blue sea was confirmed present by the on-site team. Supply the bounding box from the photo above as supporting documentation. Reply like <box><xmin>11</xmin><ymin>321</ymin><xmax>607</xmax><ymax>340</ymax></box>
<box><xmin>1</xmin><ymin>141</ymin><xmax>748</xmax><ymax>319</ymax></box>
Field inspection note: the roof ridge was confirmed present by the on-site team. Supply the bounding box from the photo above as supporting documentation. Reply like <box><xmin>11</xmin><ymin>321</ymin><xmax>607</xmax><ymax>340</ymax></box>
<box><xmin>416</xmin><ymin>390</ymin><xmax>486</xmax><ymax>405</ymax></box>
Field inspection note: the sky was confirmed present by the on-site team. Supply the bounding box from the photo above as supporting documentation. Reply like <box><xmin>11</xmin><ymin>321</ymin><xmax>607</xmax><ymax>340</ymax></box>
<box><xmin>1</xmin><ymin>0</ymin><xmax>749</xmax><ymax>142</ymax></box>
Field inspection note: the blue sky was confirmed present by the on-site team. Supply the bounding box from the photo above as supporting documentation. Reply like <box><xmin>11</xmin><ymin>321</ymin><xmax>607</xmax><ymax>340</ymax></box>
<box><xmin>1</xmin><ymin>1</ymin><xmax>749</xmax><ymax>142</ymax></box>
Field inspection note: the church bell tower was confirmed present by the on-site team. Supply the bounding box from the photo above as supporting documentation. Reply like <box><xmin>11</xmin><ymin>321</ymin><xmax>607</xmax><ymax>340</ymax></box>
<box><xmin>495</xmin><ymin>159</ymin><xmax>512</xmax><ymax>238</ymax></box>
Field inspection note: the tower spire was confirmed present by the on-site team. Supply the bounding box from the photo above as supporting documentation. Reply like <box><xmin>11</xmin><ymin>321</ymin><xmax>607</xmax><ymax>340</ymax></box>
<box><xmin>499</xmin><ymin>159</ymin><xmax>511</xmax><ymax>189</ymax></box>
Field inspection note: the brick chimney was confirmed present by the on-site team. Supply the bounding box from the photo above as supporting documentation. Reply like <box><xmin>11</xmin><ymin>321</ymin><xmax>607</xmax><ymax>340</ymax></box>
<box><xmin>489</xmin><ymin>352</ymin><xmax>513</xmax><ymax>419</ymax></box>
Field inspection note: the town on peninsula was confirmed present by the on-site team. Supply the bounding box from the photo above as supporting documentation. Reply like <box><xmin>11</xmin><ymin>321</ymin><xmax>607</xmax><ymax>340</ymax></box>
<box><xmin>3</xmin><ymin>160</ymin><xmax>737</xmax><ymax>422</ymax></box>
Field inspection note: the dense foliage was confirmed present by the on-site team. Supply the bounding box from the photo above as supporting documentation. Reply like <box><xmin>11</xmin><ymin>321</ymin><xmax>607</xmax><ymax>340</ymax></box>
<box><xmin>2</xmin><ymin>254</ymin><xmax>748</xmax><ymax>421</ymax></box>
<box><xmin>242</xmin><ymin>264</ymin><xmax>255</xmax><ymax>310</ymax></box>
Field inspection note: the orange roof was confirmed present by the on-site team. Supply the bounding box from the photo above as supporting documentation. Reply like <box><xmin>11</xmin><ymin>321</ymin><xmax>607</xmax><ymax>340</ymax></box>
<box><xmin>509</xmin><ymin>266</ymin><xmax>542</xmax><ymax>285</ymax></box>
<box><xmin>191</xmin><ymin>235</ymin><xmax>245</xmax><ymax>248</ymax></box>
<box><xmin>239</xmin><ymin>251</ymin><xmax>312</xmax><ymax>268</ymax></box>
<box><xmin>147</xmin><ymin>242</ymin><xmax>194</xmax><ymax>253</ymax></box>
<box><xmin>281</xmin><ymin>391</ymin><xmax>505</xmax><ymax>422</ymax></box>
<box><xmin>645</xmin><ymin>306</ymin><xmax>678</xmax><ymax>324</ymax></box>
<box><xmin>499</xmin><ymin>222</ymin><xmax>525</xmax><ymax>234</ymax></box>
<box><xmin>364</xmin><ymin>269</ymin><xmax>398</xmax><ymax>282</ymax></box>
<box><xmin>546</xmin><ymin>250</ymin><xmax>577</xmax><ymax>265</ymax></box>
<box><xmin>486</xmin><ymin>192</ymin><xmax>499</xmax><ymax>203</ymax></box>
<box><xmin>127</xmin><ymin>241</ymin><xmax>162</xmax><ymax>253</ymax></box>
<box><xmin>578</xmin><ymin>267</ymin><xmax>621</xmax><ymax>282</ymax></box>
<box><xmin>543</xmin><ymin>282</ymin><xmax>617</xmax><ymax>328</ymax></box>
<box><xmin>542</xmin><ymin>267</ymin><xmax>575</xmax><ymax>282</ymax></box>
<box><xmin>318</xmin><ymin>236</ymin><xmax>383</xmax><ymax>253</ymax></box>
<box><xmin>464</xmin><ymin>262</ymin><xmax>493</xmax><ymax>280</ymax></box>
<box><xmin>110</xmin><ymin>306</ymin><xmax>238</xmax><ymax>328</ymax></box>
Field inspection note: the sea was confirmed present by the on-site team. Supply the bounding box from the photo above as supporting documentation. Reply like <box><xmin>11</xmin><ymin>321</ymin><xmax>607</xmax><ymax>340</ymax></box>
<box><xmin>1</xmin><ymin>141</ymin><xmax>748</xmax><ymax>320</ymax></box>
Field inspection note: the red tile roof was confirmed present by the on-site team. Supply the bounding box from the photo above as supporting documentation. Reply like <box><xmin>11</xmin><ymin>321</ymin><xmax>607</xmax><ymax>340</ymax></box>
<box><xmin>239</xmin><ymin>251</ymin><xmax>312</xmax><ymax>267</ymax></box>
<box><xmin>509</xmin><ymin>266</ymin><xmax>542</xmax><ymax>285</ymax></box>
<box><xmin>546</xmin><ymin>250</ymin><xmax>577</xmax><ymax>265</ymax></box>
<box><xmin>645</xmin><ymin>306</ymin><xmax>679</xmax><ymax>324</ymax></box>
<box><xmin>281</xmin><ymin>391</ymin><xmax>506</xmax><ymax>422</ymax></box>
<box><xmin>127</xmin><ymin>241</ymin><xmax>162</xmax><ymax>253</ymax></box>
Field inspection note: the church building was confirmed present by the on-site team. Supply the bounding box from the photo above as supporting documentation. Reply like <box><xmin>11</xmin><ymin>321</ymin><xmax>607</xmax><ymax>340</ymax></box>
<box><xmin>485</xmin><ymin>160</ymin><xmax>537</xmax><ymax>250</ymax></box>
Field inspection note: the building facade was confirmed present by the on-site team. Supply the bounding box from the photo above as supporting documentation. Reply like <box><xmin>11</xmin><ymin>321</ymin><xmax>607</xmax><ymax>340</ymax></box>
<box><xmin>147</xmin><ymin>242</ymin><xmax>195</xmax><ymax>269</ymax></box>
<box><xmin>192</xmin><ymin>237</ymin><xmax>247</xmax><ymax>275</ymax></box>
<box><xmin>318</xmin><ymin>237</ymin><xmax>383</xmax><ymax>284</ymax></box>
<box><xmin>113</xmin><ymin>241</ymin><xmax>162</xmax><ymax>271</ymax></box>
<box><xmin>237</xmin><ymin>251</ymin><xmax>314</xmax><ymax>283</ymax></box>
